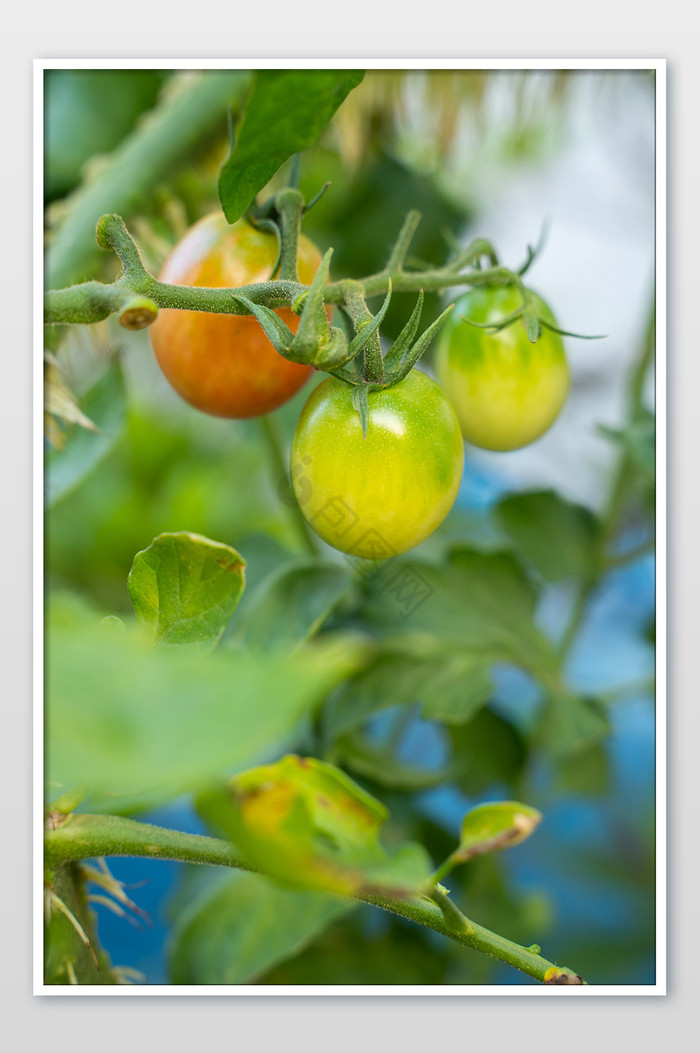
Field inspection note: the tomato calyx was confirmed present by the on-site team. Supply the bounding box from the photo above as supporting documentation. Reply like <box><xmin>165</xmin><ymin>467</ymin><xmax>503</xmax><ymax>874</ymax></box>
<box><xmin>461</xmin><ymin>281</ymin><xmax>604</xmax><ymax>344</ymax></box>
<box><xmin>328</xmin><ymin>285</ymin><xmax>456</xmax><ymax>436</ymax></box>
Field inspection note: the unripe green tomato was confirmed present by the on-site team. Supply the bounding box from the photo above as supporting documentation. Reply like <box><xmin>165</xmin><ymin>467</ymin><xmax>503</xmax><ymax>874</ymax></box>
<box><xmin>435</xmin><ymin>285</ymin><xmax>570</xmax><ymax>451</ymax></box>
<box><xmin>290</xmin><ymin>370</ymin><xmax>464</xmax><ymax>559</ymax></box>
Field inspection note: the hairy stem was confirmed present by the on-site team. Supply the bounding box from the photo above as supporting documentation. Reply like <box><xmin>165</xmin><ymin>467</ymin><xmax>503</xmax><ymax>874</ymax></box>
<box><xmin>46</xmin><ymin>71</ymin><xmax>249</xmax><ymax>290</ymax></box>
<box><xmin>45</xmin><ymin>813</ymin><xmax>584</xmax><ymax>985</ymax></box>
<box><xmin>556</xmin><ymin>295</ymin><xmax>655</xmax><ymax>666</ymax></box>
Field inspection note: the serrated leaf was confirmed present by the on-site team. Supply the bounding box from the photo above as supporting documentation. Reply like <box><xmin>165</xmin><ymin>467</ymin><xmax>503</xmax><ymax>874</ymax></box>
<box><xmin>365</xmin><ymin>547</ymin><xmax>556</xmax><ymax>675</ymax></box>
<box><xmin>236</xmin><ymin>560</ymin><xmax>352</xmax><ymax>652</ymax></box>
<box><xmin>494</xmin><ymin>490</ymin><xmax>601</xmax><ymax>582</ymax></box>
<box><xmin>169</xmin><ymin>870</ymin><xmax>353</xmax><ymax>985</ymax></box>
<box><xmin>45</xmin><ymin>359</ymin><xmax>126</xmax><ymax>507</ymax></box>
<box><xmin>324</xmin><ymin>646</ymin><xmax>492</xmax><ymax>741</ymax></box>
<box><xmin>46</xmin><ymin>597</ymin><xmax>351</xmax><ymax>799</ymax></box>
<box><xmin>197</xmin><ymin>754</ymin><xmax>430</xmax><ymax>896</ymax></box>
<box><xmin>127</xmin><ymin>532</ymin><xmax>245</xmax><ymax>653</ymax></box>
<box><xmin>218</xmin><ymin>70</ymin><xmax>364</xmax><ymax>223</ymax></box>
<box><xmin>454</xmin><ymin>801</ymin><xmax>542</xmax><ymax>864</ymax></box>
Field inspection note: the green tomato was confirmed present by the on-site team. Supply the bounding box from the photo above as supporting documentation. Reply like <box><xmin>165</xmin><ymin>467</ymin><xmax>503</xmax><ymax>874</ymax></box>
<box><xmin>290</xmin><ymin>370</ymin><xmax>464</xmax><ymax>558</ymax></box>
<box><xmin>435</xmin><ymin>285</ymin><xmax>570</xmax><ymax>451</ymax></box>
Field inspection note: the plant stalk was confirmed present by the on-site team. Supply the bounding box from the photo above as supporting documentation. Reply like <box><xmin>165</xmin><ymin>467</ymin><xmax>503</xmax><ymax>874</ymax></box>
<box><xmin>45</xmin><ymin>813</ymin><xmax>584</xmax><ymax>985</ymax></box>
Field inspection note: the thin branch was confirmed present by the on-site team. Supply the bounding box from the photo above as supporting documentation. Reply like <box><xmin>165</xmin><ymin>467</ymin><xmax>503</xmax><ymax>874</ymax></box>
<box><xmin>45</xmin><ymin>813</ymin><xmax>584</xmax><ymax>985</ymax></box>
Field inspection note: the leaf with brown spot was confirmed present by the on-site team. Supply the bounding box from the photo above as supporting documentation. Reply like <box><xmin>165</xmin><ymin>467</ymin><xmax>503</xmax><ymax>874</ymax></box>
<box><xmin>128</xmin><ymin>532</ymin><xmax>246</xmax><ymax>654</ymax></box>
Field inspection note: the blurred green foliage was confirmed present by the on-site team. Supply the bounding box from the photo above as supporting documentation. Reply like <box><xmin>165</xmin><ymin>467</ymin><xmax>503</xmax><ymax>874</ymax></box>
<box><xmin>44</xmin><ymin>68</ymin><xmax>656</xmax><ymax>988</ymax></box>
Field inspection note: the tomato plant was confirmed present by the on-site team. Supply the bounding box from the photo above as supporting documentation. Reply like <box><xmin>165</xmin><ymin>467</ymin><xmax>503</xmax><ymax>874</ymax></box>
<box><xmin>42</xmin><ymin>67</ymin><xmax>656</xmax><ymax>991</ymax></box>
<box><xmin>435</xmin><ymin>285</ymin><xmax>569</xmax><ymax>451</ymax></box>
<box><xmin>149</xmin><ymin>213</ymin><xmax>322</xmax><ymax>418</ymax></box>
<box><xmin>290</xmin><ymin>371</ymin><xmax>464</xmax><ymax>558</ymax></box>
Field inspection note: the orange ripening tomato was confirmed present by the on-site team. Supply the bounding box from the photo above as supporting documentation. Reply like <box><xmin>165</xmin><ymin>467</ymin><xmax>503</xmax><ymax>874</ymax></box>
<box><xmin>149</xmin><ymin>213</ymin><xmax>326</xmax><ymax>418</ymax></box>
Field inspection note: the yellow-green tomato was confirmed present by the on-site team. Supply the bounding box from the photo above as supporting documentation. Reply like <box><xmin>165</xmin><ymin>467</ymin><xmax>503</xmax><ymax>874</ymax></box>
<box><xmin>435</xmin><ymin>285</ymin><xmax>570</xmax><ymax>451</ymax></box>
<box><xmin>290</xmin><ymin>370</ymin><xmax>464</xmax><ymax>559</ymax></box>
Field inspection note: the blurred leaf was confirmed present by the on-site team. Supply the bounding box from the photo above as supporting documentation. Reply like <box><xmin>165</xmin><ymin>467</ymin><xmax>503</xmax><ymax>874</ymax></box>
<box><xmin>325</xmin><ymin>646</ymin><xmax>492</xmax><ymax>742</ymax></box>
<box><xmin>44</xmin><ymin>352</ymin><xmax>97</xmax><ymax>444</ymax></box>
<box><xmin>537</xmin><ymin>692</ymin><xmax>611</xmax><ymax>757</ymax></box>
<box><xmin>197</xmin><ymin>754</ymin><xmax>431</xmax><ymax>896</ymax></box>
<box><xmin>127</xmin><ymin>532</ymin><xmax>245</xmax><ymax>653</ymax></box>
<box><xmin>305</xmin><ymin>152</ymin><xmax>470</xmax><ymax>341</ymax></box>
<box><xmin>218</xmin><ymin>70</ymin><xmax>364</xmax><ymax>223</ymax></box>
<box><xmin>45</xmin><ymin>70</ymin><xmax>167</xmax><ymax>201</ymax></box>
<box><xmin>551</xmin><ymin>742</ymin><xmax>611</xmax><ymax>797</ymax></box>
<box><xmin>169</xmin><ymin>869</ymin><xmax>353</xmax><ymax>984</ymax></box>
<box><xmin>260</xmin><ymin>911</ymin><xmax>446</xmax><ymax>985</ymax></box>
<box><xmin>494</xmin><ymin>490</ymin><xmax>601</xmax><ymax>582</ymax></box>
<box><xmin>235</xmin><ymin>560</ymin><xmax>352</xmax><ymax>651</ymax></box>
<box><xmin>45</xmin><ymin>358</ymin><xmax>126</xmax><ymax>507</ymax></box>
<box><xmin>46</xmin><ymin>597</ymin><xmax>354</xmax><ymax>799</ymax></box>
<box><xmin>47</xmin><ymin>71</ymin><xmax>249</xmax><ymax>289</ymax></box>
<box><xmin>365</xmin><ymin>547</ymin><xmax>555</xmax><ymax>676</ymax></box>
<box><xmin>449</xmin><ymin>708</ymin><xmax>528</xmax><ymax>795</ymax></box>
<box><xmin>335</xmin><ymin>733</ymin><xmax>449</xmax><ymax>791</ymax></box>
<box><xmin>453</xmin><ymin>801</ymin><xmax>542</xmax><ymax>865</ymax></box>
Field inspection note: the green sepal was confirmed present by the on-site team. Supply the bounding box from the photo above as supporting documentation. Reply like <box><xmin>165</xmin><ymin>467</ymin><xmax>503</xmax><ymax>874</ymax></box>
<box><xmin>289</xmin><ymin>247</ymin><xmax>334</xmax><ymax>363</ymax></box>
<box><xmin>539</xmin><ymin>318</ymin><xmax>606</xmax><ymax>340</ymax></box>
<box><xmin>230</xmin><ymin>295</ymin><xmax>296</xmax><ymax>357</ymax></box>
<box><xmin>352</xmin><ymin>385</ymin><xmax>370</xmax><ymax>438</ymax></box>
<box><xmin>521</xmin><ymin>310</ymin><xmax>542</xmax><ymax>343</ymax></box>
<box><xmin>388</xmin><ymin>302</ymin><xmax>455</xmax><ymax>384</ymax></box>
<box><xmin>346</xmin><ymin>280</ymin><xmax>392</xmax><ymax>359</ymax></box>
<box><xmin>382</xmin><ymin>290</ymin><xmax>424</xmax><ymax>373</ymax></box>
<box><xmin>461</xmin><ymin>305</ymin><xmax>524</xmax><ymax>332</ymax></box>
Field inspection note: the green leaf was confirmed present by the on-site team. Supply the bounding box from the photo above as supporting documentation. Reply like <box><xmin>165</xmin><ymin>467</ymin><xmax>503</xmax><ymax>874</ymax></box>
<box><xmin>45</xmin><ymin>70</ymin><xmax>167</xmax><ymax>201</ymax></box>
<box><xmin>218</xmin><ymin>70</ymin><xmax>364</xmax><ymax>223</ymax></box>
<box><xmin>197</xmin><ymin>754</ymin><xmax>431</xmax><ymax>896</ymax></box>
<box><xmin>46</xmin><ymin>359</ymin><xmax>126</xmax><ymax>507</ymax></box>
<box><xmin>453</xmin><ymin>801</ymin><xmax>542</xmax><ymax>864</ymax></box>
<box><xmin>324</xmin><ymin>645</ymin><xmax>492</xmax><ymax>741</ymax></box>
<box><xmin>537</xmin><ymin>692</ymin><xmax>611</xmax><ymax>757</ymax></box>
<box><xmin>47</xmin><ymin>71</ymin><xmax>250</xmax><ymax>289</ymax></box>
<box><xmin>551</xmin><ymin>742</ymin><xmax>611</xmax><ymax>797</ymax></box>
<box><xmin>127</xmin><ymin>532</ymin><xmax>246</xmax><ymax>653</ymax></box>
<box><xmin>365</xmin><ymin>547</ymin><xmax>555</xmax><ymax>675</ymax></box>
<box><xmin>46</xmin><ymin>597</ymin><xmax>354</xmax><ymax>800</ymax></box>
<box><xmin>236</xmin><ymin>560</ymin><xmax>352</xmax><ymax>652</ymax></box>
<box><xmin>169</xmin><ymin>869</ymin><xmax>353</xmax><ymax>985</ymax></box>
<box><xmin>335</xmin><ymin>734</ymin><xmax>449</xmax><ymax>791</ymax></box>
<box><xmin>449</xmin><ymin>708</ymin><xmax>528</xmax><ymax>795</ymax></box>
<box><xmin>494</xmin><ymin>490</ymin><xmax>601</xmax><ymax>582</ymax></box>
<box><xmin>259</xmin><ymin>912</ymin><xmax>447</xmax><ymax>985</ymax></box>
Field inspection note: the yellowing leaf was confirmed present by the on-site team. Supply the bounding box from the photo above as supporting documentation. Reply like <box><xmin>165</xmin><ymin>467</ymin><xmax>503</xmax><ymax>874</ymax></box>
<box><xmin>198</xmin><ymin>755</ymin><xmax>430</xmax><ymax>897</ymax></box>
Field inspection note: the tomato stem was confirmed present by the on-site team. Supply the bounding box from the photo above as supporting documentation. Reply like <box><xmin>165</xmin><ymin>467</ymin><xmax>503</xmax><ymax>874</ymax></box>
<box><xmin>257</xmin><ymin>414</ymin><xmax>319</xmax><ymax>557</ymax></box>
<box><xmin>45</xmin><ymin>813</ymin><xmax>585</xmax><ymax>986</ymax></box>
